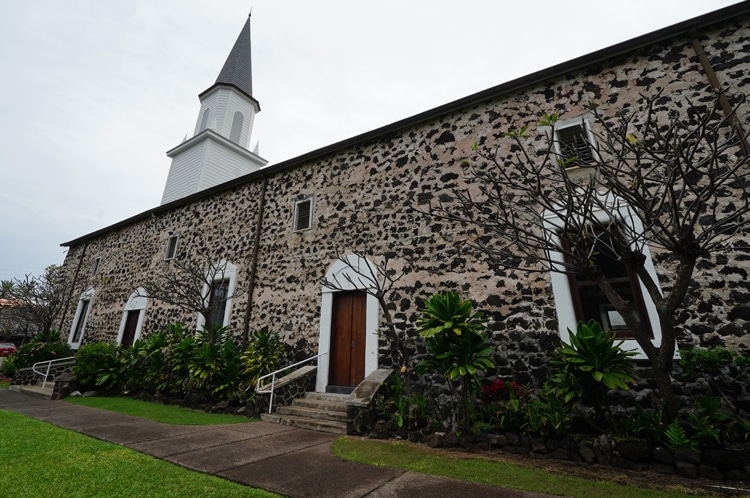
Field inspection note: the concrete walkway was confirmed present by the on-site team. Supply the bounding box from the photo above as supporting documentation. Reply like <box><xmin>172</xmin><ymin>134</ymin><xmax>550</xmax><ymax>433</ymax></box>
<box><xmin>0</xmin><ymin>389</ymin><xmax>551</xmax><ymax>497</ymax></box>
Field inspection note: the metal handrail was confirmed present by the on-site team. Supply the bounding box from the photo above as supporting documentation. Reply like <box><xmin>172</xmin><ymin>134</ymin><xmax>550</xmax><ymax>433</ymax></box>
<box><xmin>32</xmin><ymin>356</ymin><xmax>76</xmax><ymax>388</ymax></box>
<box><xmin>255</xmin><ymin>352</ymin><xmax>326</xmax><ymax>414</ymax></box>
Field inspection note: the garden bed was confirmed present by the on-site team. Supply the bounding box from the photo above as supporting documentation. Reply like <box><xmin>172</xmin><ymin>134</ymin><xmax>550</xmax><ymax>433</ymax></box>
<box><xmin>371</xmin><ymin>421</ymin><xmax>750</xmax><ymax>487</ymax></box>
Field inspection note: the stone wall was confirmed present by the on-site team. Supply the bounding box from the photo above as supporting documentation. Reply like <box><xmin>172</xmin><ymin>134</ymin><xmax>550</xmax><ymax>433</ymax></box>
<box><xmin>59</xmin><ymin>12</ymin><xmax>750</xmax><ymax>389</ymax></box>
<box><xmin>11</xmin><ymin>361</ymin><xmax>75</xmax><ymax>388</ymax></box>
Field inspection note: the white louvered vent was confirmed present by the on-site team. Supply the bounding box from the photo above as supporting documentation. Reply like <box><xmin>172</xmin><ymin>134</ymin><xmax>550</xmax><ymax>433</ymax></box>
<box><xmin>293</xmin><ymin>198</ymin><xmax>313</xmax><ymax>232</ymax></box>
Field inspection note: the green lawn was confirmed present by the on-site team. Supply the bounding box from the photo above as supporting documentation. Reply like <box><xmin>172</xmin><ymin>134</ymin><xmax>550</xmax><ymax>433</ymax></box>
<box><xmin>2</xmin><ymin>389</ymin><xmax>710</xmax><ymax>497</ymax></box>
<box><xmin>65</xmin><ymin>395</ymin><xmax>256</xmax><ymax>425</ymax></box>
<box><xmin>332</xmin><ymin>438</ymin><xmax>702</xmax><ymax>498</ymax></box>
<box><xmin>0</xmin><ymin>410</ymin><xmax>279</xmax><ymax>498</ymax></box>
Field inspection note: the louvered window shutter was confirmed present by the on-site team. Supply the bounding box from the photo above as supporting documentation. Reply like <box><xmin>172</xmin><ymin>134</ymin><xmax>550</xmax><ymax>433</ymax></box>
<box><xmin>294</xmin><ymin>199</ymin><xmax>313</xmax><ymax>231</ymax></box>
<box><xmin>558</xmin><ymin>124</ymin><xmax>595</xmax><ymax>167</ymax></box>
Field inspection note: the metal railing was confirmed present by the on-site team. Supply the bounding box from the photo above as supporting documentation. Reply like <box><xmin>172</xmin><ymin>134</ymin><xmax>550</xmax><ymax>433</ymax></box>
<box><xmin>255</xmin><ymin>352</ymin><xmax>326</xmax><ymax>414</ymax></box>
<box><xmin>32</xmin><ymin>356</ymin><xmax>76</xmax><ymax>388</ymax></box>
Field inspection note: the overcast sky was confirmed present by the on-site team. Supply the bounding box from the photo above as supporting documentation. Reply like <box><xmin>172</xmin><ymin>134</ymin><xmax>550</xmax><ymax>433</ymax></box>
<box><xmin>0</xmin><ymin>0</ymin><xmax>740</xmax><ymax>282</ymax></box>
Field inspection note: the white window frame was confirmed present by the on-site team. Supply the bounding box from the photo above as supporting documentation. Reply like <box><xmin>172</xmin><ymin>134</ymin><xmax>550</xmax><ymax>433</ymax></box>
<box><xmin>165</xmin><ymin>235</ymin><xmax>179</xmax><ymax>260</ymax></box>
<box><xmin>293</xmin><ymin>197</ymin><xmax>314</xmax><ymax>232</ymax></box>
<box><xmin>92</xmin><ymin>256</ymin><xmax>101</xmax><ymax>275</ymax></box>
<box><xmin>195</xmin><ymin>260</ymin><xmax>238</xmax><ymax>331</ymax></box>
<box><xmin>68</xmin><ymin>287</ymin><xmax>95</xmax><ymax>350</ymax></box>
<box><xmin>544</xmin><ymin>197</ymin><xmax>663</xmax><ymax>359</ymax></box>
<box><xmin>116</xmin><ymin>288</ymin><xmax>148</xmax><ymax>346</ymax></box>
<box><xmin>541</xmin><ymin>113</ymin><xmax>600</xmax><ymax>173</ymax></box>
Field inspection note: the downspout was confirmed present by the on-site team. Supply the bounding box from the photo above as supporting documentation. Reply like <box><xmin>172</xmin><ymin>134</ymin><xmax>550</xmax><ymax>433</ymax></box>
<box><xmin>58</xmin><ymin>240</ymin><xmax>88</xmax><ymax>332</ymax></box>
<box><xmin>242</xmin><ymin>175</ymin><xmax>268</xmax><ymax>347</ymax></box>
<box><xmin>689</xmin><ymin>32</ymin><xmax>750</xmax><ymax>155</ymax></box>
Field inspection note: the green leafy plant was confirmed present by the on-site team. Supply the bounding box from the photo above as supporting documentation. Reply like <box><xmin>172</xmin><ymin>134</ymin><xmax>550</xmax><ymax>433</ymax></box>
<box><xmin>547</xmin><ymin>319</ymin><xmax>638</xmax><ymax>432</ymax></box>
<box><xmin>664</xmin><ymin>420</ymin><xmax>695</xmax><ymax>450</ymax></box>
<box><xmin>3</xmin><ymin>336</ymin><xmax>73</xmax><ymax>375</ymax></box>
<box><xmin>377</xmin><ymin>373</ymin><xmax>429</xmax><ymax>429</ymax></box>
<box><xmin>415</xmin><ymin>291</ymin><xmax>495</xmax><ymax>432</ymax></box>
<box><xmin>212</xmin><ymin>340</ymin><xmax>244</xmax><ymax>401</ymax></box>
<box><xmin>241</xmin><ymin>328</ymin><xmax>286</xmax><ymax>388</ymax></box>
<box><xmin>416</xmin><ymin>291</ymin><xmax>488</xmax><ymax>338</ymax></box>
<box><xmin>73</xmin><ymin>341</ymin><xmax>120</xmax><ymax>390</ymax></box>
<box><xmin>680</xmin><ymin>347</ymin><xmax>750</xmax><ymax>416</ymax></box>
<box><xmin>622</xmin><ymin>407</ymin><xmax>664</xmax><ymax>442</ymax></box>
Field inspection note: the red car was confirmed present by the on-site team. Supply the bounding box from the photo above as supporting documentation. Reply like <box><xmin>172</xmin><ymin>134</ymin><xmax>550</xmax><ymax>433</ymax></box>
<box><xmin>0</xmin><ymin>343</ymin><xmax>17</xmax><ymax>357</ymax></box>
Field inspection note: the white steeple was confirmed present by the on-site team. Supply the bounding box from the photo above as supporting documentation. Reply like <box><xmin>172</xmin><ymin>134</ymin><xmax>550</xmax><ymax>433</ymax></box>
<box><xmin>161</xmin><ymin>15</ymin><xmax>267</xmax><ymax>205</ymax></box>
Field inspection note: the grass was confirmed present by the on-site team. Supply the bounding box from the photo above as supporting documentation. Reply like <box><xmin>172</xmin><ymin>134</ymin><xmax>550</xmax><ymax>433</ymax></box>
<box><xmin>332</xmin><ymin>437</ymin><xmax>701</xmax><ymax>498</ymax></box>
<box><xmin>65</xmin><ymin>395</ymin><xmax>256</xmax><ymax>425</ymax></box>
<box><xmin>3</xmin><ymin>388</ymin><xmax>708</xmax><ymax>497</ymax></box>
<box><xmin>0</xmin><ymin>380</ymin><xmax>9</xmax><ymax>389</ymax></box>
<box><xmin>0</xmin><ymin>410</ymin><xmax>280</xmax><ymax>498</ymax></box>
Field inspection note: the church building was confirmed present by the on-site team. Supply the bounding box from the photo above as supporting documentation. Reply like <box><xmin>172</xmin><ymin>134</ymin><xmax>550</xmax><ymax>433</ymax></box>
<box><xmin>59</xmin><ymin>5</ymin><xmax>750</xmax><ymax>397</ymax></box>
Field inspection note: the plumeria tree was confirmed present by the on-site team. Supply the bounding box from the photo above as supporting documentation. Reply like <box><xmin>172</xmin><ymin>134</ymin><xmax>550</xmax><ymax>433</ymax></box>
<box><xmin>426</xmin><ymin>91</ymin><xmax>750</xmax><ymax>421</ymax></box>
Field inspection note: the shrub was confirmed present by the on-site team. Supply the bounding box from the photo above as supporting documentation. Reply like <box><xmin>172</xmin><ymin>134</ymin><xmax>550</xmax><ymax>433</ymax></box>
<box><xmin>241</xmin><ymin>328</ymin><xmax>286</xmax><ymax>387</ymax></box>
<box><xmin>4</xmin><ymin>338</ymin><xmax>73</xmax><ymax>374</ymax></box>
<box><xmin>376</xmin><ymin>372</ymin><xmax>429</xmax><ymax>429</ymax></box>
<box><xmin>547</xmin><ymin>319</ymin><xmax>638</xmax><ymax>432</ymax></box>
<box><xmin>481</xmin><ymin>379</ymin><xmax>522</xmax><ymax>404</ymax></box>
<box><xmin>73</xmin><ymin>342</ymin><xmax>120</xmax><ymax>390</ymax></box>
<box><xmin>415</xmin><ymin>291</ymin><xmax>494</xmax><ymax>432</ymax></box>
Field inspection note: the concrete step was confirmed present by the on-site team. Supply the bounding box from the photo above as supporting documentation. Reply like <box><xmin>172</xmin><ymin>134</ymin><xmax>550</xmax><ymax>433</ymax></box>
<box><xmin>304</xmin><ymin>392</ymin><xmax>349</xmax><ymax>403</ymax></box>
<box><xmin>261</xmin><ymin>412</ymin><xmax>347</xmax><ymax>435</ymax></box>
<box><xmin>261</xmin><ymin>391</ymin><xmax>349</xmax><ymax>434</ymax></box>
<box><xmin>9</xmin><ymin>382</ymin><xmax>55</xmax><ymax>400</ymax></box>
<box><xmin>291</xmin><ymin>397</ymin><xmax>347</xmax><ymax>413</ymax></box>
<box><xmin>275</xmin><ymin>404</ymin><xmax>348</xmax><ymax>422</ymax></box>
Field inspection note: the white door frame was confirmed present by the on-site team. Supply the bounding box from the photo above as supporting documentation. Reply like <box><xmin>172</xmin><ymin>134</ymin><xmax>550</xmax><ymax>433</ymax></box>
<box><xmin>316</xmin><ymin>255</ymin><xmax>380</xmax><ymax>392</ymax></box>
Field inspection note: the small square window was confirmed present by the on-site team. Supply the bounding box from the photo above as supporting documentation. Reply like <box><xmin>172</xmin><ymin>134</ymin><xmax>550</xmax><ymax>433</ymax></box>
<box><xmin>293</xmin><ymin>198</ymin><xmax>313</xmax><ymax>232</ymax></box>
<box><xmin>550</xmin><ymin>115</ymin><xmax>599</xmax><ymax>172</ymax></box>
<box><xmin>165</xmin><ymin>235</ymin><xmax>179</xmax><ymax>260</ymax></box>
<box><xmin>557</xmin><ymin>124</ymin><xmax>595</xmax><ymax>167</ymax></box>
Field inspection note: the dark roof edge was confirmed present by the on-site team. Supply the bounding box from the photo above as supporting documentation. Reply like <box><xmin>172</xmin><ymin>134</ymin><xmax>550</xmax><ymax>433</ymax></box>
<box><xmin>61</xmin><ymin>2</ymin><xmax>750</xmax><ymax>248</ymax></box>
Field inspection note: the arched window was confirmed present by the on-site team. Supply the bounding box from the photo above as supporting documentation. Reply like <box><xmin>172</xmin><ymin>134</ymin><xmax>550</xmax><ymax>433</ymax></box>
<box><xmin>545</xmin><ymin>198</ymin><xmax>663</xmax><ymax>359</ymax></box>
<box><xmin>196</xmin><ymin>261</ymin><xmax>238</xmax><ymax>331</ymax></box>
<box><xmin>68</xmin><ymin>288</ymin><xmax>95</xmax><ymax>349</ymax></box>
<box><xmin>199</xmin><ymin>108</ymin><xmax>211</xmax><ymax>131</ymax></box>
<box><xmin>229</xmin><ymin>111</ymin><xmax>244</xmax><ymax>143</ymax></box>
<box><xmin>117</xmin><ymin>288</ymin><xmax>148</xmax><ymax>348</ymax></box>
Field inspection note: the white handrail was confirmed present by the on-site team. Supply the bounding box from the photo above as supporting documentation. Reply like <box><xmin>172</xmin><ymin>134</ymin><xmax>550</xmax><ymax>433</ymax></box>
<box><xmin>256</xmin><ymin>352</ymin><xmax>326</xmax><ymax>414</ymax></box>
<box><xmin>32</xmin><ymin>356</ymin><xmax>76</xmax><ymax>388</ymax></box>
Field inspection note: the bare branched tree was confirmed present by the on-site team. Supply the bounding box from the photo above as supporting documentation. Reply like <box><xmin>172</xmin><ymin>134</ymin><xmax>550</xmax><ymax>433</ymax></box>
<box><xmin>140</xmin><ymin>252</ymin><xmax>242</xmax><ymax>345</ymax></box>
<box><xmin>425</xmin><ymin>91</ymin><xmax>750</xmax><ymax>421</ymax></box>
<box><xmin>9</xmin><ymin>265</ymin><xmax>71</xmax><ymax>341</ymax></box>
<box><xmin>321</xmin><ymin>246</ymin><xmax>412</xmax><ymax>372</ymax></box>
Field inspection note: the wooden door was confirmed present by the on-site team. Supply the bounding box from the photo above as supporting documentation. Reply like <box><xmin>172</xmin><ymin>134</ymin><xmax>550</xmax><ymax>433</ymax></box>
<box><xmin>328</xmin><ymin>291</ymin><xmax>367</xmax><ymax>387</ymax></box>
<box><xmin>121</xmin><ymin>310</ymin><xmax>140</xmax><ymax>348</ymax></box>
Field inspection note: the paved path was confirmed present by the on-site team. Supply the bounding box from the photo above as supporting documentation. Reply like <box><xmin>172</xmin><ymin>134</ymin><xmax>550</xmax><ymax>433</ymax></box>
<box><xmin>0</xmin><ymin>389</ymin><xmax>551</xmax><ymax>497</ymax></box>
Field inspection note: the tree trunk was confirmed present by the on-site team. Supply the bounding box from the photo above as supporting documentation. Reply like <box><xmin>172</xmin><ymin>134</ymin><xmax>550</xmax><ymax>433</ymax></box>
<box><xmin>654</xmin><ymin>312</ymin><xmax>679</xmax><ymax>422</ymax></box>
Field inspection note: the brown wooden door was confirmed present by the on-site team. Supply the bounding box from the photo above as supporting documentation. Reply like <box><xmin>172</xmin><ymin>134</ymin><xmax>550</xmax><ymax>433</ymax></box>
<box><xmin>121</xmin><ymin>310</ymin><xmax>140</xmax><ymax>348</ymax></box>
<box><xmin>329</xmin><ymin>291</ymin><xmax>366</xmax><ymax>387</ymax></box>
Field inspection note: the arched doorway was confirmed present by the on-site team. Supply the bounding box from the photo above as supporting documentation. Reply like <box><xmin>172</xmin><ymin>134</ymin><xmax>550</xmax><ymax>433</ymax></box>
<box><xmin>316</xmin><ymin>255</ymin><xmax>380</xmax><ymax>393</ymax></box>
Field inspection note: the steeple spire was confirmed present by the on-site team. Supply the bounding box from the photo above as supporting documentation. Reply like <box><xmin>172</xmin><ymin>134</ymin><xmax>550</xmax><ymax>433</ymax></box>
<box><xmin>214</xmin><ymin>14</ymin><xmax>253</xmax><ymax>98</ymax></box>
<box><xmin>160</xmin><ymin>15</ymin><xmax>267</xmax><ymax>206</ymax></box>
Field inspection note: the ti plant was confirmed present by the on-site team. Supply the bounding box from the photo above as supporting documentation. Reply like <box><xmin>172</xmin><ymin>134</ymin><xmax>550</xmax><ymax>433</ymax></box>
<box><xmin>416</xmin><ymin>291</ymin><xmax>495</xmax><ymax>432</ymax></box>
<box><xmin>548</xmin><ymin>319</ymin><xmax>638</xmax><ymax>433</ymax></box>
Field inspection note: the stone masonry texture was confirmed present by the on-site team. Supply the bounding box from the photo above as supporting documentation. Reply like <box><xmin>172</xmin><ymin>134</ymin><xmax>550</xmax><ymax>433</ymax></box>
<box><xmin>59</xmin><ymin>10</ymin><xmax>750</xmax><ymax>396</ymax></box>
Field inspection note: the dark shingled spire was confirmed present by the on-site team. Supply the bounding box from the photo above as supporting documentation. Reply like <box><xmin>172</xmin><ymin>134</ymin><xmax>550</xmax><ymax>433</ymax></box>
<box><xmin>214</xmin><ymin>15</ymin><xmax>253</xmax><ymax>98</ymax></box>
